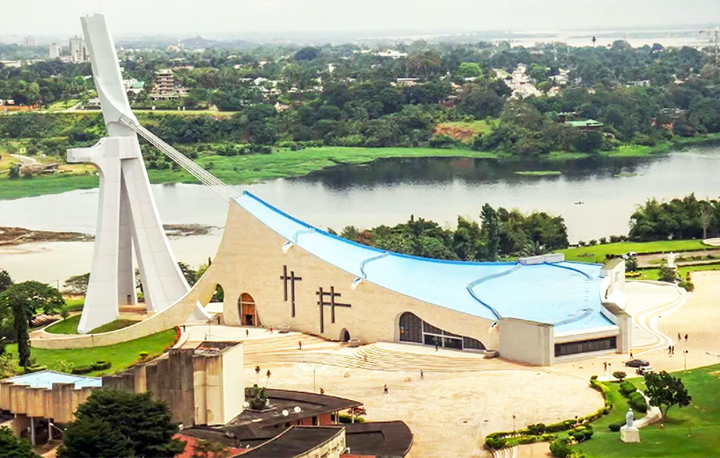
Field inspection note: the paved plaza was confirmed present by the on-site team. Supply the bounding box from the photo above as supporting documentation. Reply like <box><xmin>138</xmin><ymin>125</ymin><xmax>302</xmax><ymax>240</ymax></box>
<box><xmin>175</xmin><ymin>275</ymin><xmax>720</xmax><ymax>457</ymax></box>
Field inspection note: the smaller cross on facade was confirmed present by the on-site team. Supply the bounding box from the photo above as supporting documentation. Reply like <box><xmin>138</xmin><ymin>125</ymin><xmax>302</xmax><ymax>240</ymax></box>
<box><xmin>280</xmin><ymin>265</ymin><xmax>302</xmax><ymax>317</ymax></box>
<box><xmin>316</xmin><ymin>286</ymin><xmax>351</xmax><ymax>333</ymax></box>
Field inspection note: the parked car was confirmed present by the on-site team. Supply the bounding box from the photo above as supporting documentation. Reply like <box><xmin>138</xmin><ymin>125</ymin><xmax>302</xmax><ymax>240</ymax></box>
<box><xmin>637</xmin><ymin>366</ymin><xmax>654</xmax><ymax>375</ymax></box>
<box><xmin>625</xmin><ymin>359</ymin><xmax>650</xmax><ymax>367</ymax></box>
<box><xmin>628</xmin><ymin>251</ymin><xmax>638</xmax><ymax>257</ymax></box>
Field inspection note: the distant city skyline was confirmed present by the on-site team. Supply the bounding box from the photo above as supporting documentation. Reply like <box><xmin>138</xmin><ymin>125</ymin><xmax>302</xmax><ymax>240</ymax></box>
<box><xmin>3</xmin><ymin>0</ymin><xmax>720</xmax><ymax>37</ymax></box>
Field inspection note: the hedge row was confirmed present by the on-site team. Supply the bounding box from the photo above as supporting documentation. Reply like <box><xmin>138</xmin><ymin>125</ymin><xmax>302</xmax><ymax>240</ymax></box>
<box><xmin>484</xmin><ymin>378</ymin><xmax>614</xmax><ymax>451</ymax></box>
<box><xmin>71</xmin><ymin>360</ymin><xmax>112</xmax><ymax>374</ymax></box>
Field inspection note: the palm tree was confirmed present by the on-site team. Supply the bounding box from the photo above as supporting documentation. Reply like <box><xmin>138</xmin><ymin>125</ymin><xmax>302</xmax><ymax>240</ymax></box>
<box><xmin>592</xmin><ymin>36</ymin><xmax>597</xmax><ymax>48</ymax></box>
<box><xmin>520</xmin><ymin>241</ymin><xmax>547</xmax><ymax>257</ymax></box>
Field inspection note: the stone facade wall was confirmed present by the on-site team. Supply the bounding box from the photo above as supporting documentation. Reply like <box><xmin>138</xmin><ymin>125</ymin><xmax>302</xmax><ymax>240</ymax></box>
<box><xmin>499</xmin><ymin>318</ymin><xmax>554</xmax><ymax>366</ymax></box>
<box><xmin>202</xmin><ymin>203</ymin><xmax>498</xmax><ymax>350</ymax></box>
<box><xmin>0</xmin><ymin>381</ymin><xmax>96</xmax><ymax>424</ymax></box>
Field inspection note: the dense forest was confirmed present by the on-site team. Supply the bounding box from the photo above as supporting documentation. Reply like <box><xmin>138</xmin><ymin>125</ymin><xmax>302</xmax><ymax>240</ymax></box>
<box><xmin>3</xmin><ymin>40</ymin><xmax>720</xmax><ymax>160</ymax></box>
<box><xmin>332</xmin><ymin>203</ymin><xmax>569</xmax><ymax>261</ymax></box>
<box><xmin>629</xmin><ymin>193</ymin><xmax>720</xmax><ymax>241</ymax></box>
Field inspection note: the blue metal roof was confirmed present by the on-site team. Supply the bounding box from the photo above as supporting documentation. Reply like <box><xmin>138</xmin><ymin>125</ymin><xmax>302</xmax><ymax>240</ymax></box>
<box><xmin>236</xmin><ymin>192</ymin><xmax>614</xmax><ymax>332</ymax></box>
<box><xmin>5</xmin><ymin>370</ymin><xmax>102</xmax><ymax>389</ymax></box>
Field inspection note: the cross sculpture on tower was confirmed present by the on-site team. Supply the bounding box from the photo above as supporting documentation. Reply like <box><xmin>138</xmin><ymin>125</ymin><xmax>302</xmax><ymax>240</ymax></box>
<box><xmin>316</xmin><ymin>286</ymin><xmax>351</xmax><ymax>333</ymax></box>
<box><xmin>280</xmin><ymin>265</ymin><xmax>302</xmax><ymax>317</ymax></box>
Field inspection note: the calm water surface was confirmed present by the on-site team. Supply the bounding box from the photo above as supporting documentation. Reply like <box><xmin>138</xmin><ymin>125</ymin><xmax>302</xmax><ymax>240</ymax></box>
<box><xmin>2</xmin><ymin>147</ymin><xmax>720</xmax><ymax>282</ymax></box>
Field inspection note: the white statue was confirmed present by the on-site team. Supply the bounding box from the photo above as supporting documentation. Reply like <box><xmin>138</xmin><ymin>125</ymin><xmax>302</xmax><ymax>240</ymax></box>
<box><xmin>667</xmin><ymin>252</ymin><xmax>677</xmax><ymax>268</ymax></box>
<box><xmin>625</xmin><ymin>408</ymin><xmax>635</xmax><ymax>429</ymax></box>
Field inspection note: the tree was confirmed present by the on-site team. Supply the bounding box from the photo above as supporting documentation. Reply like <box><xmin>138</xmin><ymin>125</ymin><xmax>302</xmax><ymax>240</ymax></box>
<box><xmin>481</xmin><ymin>204</ymin><xmax>499</xmax><ymax>261</ymax></box>
<box><xmin>612</xmin><ymin>371</ymin><xmax>627</xmax><ymax>381</ymax></box>
<box><xmin>0</xmin><ymin>281</ymin><xmax>64</xmax><ymax>325</ymax></box>
<box><xmin>178</xmin><ymin>262</ymin><xmax>197</xmax><ymax>287</ymax></box>
<box><xmin>59</xmin><ymin>390</ymin><xmax>185</xmax><ymax>458</ymax></box>
<box><xmin>191</xmin><ymin>439</ymin><xmax>231</xmax><ymax>458</ymax></box>
<box><xmin>63</xmin><ymin>273</ymin><xmax>90</xmax><ymax>295</ymax></box>
<box><xmin>700</xmin><ymin>203</ymin><xmax>714</xmax><ymax>240</ymax></box>
<box><xmin>57</xmin><ymin>417</ymin><xmax>132</xmax><ymax>458</ymax></box>
<box><xmin>0</xmin><ymin>426</ymin><xmax>39</xmax><ymax>458</ymax></box>
<box><xmin>0</xmin><ymin>270</ymin><xmax>12</xmax><ymax>295</ymax></box>
<box><xmin>625</xmin><ymin>257</ymin><xmax>638</xmax><ymax>272</ymax></box>
<box><xmin>644</xmin><ymin>371</ymin><xmax>691</xmax><ymax>421</ymax></box>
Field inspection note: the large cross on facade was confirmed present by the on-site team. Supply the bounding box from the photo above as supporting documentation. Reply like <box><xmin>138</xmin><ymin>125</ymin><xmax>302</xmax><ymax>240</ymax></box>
<box><xmin>280</xmin><ymin>265</ymin><xmax>302</xmax><ymax>317</ymax></box>
<box><xmin>316</xmin><ymin>286</ymin><xmax>351</xmax><ymax>333</ymax></box>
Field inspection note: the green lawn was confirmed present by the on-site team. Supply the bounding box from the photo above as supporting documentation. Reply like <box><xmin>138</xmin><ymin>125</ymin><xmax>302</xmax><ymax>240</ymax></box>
<box><xmin>45</xmin><ymin>315</ymin><xmax>81</xmax><ymax>334</ymax></box>
<box><xmin>559</xmin><ymin>240</ymin><xmax>710</xmax><ymax>264</ymax></box>
<box><xmin>436</xmin><ymin>120</ymin><xmax>496</xmax><ymax>134</ymax></box>
<box><xmin>65</xmin><ymin>297</ymin><xmax>85</xmax><ymax>312</ymax></box>
<box><xmin>45</xmin><ymin>315</ymin><xmax>139</xmax><ymax>335</ymax></box>
<box><xmin>631</xmin><ymin>262</ymin><xmax>720</xmax><ymax>282</ymax></box>
<box><xmin>577</xmin><ymin>365</ymin><xmax>720</xmax><ymax>457</ymax></box>
<box><xmin>7</xmin><ymin>329</ymin><xmax>176</xmax><ymax>377</ymax></box>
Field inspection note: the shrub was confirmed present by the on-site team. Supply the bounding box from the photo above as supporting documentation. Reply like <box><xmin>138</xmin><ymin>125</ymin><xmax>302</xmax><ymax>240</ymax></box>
<box><xmin>629</xmin><ymin>392</ymin><xmax>648</xmax><ymax>413</ymax></box>
<box><xmin>337</xmin><ymin>413</ymin><xmax>366</xmax><ymax>424</ymax></box>
<box><xmin>549</xmin><ymin>438</ymin><xmax>573</xmax><ymax>457</ymax></box>
<box><xmin>139</xmin><ymin>351</ymin><xmax>149</xmax><ymax>359</ymax></box>
<box><xmin>588</xmin><ymin>239</ymin><xmax>597</xmax><ymax>246</ymax></box>
<box><xmin>599</xmin><ymin>237</ymin><xmax>607</xmax><ymax>244</ymax></box>
<box><xmin>608</xmin><ymin>423</ymin><xmax>622</xmax><ymax>432</ymax></box>
<box><xmin>590</xmin><ymin>375</ymin><xmax>598</xmax><ymax>381</ymax></box>
<box><xmin>92</xmin><ymin>361</ymin><xmax>112</xmax><ymax>371</ymax></box>
<box><xmin>678</xmin><ymin>281</ymin><xmax>694</xmax><ymax>292</ymax></box>
<box><xmin>516</xmin><ymin>435</ymin><xmax>540</xmax><ymax>445</ymax></box>
<box><xmin>484</xmin><ymin>436</ymin><xmax>507</xmax><ymax>450</ymax></box>
<box><xmin>71</xmin><ymin>366</ymin><xmax>93</xmax><ymax>375</ymax></box>
<box><xmin>25</xmin><ymin>365</ymin><xmax>47</xmax><ymax>373</ymax></box>
<box><xmin>528</xmin><ymin>423</ymin><xmax>546</xmax><ymax>434</ymax></box>
<box><xmin>620</xmin><ymin>381</ymin><xmax>636</xmax><ymax>396</ymax></box>
<box><xmin>613</xmin><ymin>371</ymin><xmax>627</xmax><ymax>381</ymax></box>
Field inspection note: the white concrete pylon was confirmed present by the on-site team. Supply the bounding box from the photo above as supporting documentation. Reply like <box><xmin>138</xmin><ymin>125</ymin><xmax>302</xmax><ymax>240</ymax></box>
<box><xmin>68</xmin><ymin>14</ymin><xmax>189</xmax><ymax>333</ymax></box>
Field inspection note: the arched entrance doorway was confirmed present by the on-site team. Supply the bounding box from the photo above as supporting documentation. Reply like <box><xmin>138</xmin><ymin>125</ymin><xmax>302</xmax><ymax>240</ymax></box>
<box><xmin>340</xmin><ymin>329</ymin><xmax>351</xmax><ymax>342</ymax></box>
<box><xmin>239</xmin><ymin>293</ymin><xmax>260</xmax><ymax>326</ymax></box>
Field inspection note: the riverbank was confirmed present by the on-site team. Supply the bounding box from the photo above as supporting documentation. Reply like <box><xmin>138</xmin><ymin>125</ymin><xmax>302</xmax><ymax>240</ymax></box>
<box><xmin>2</xmin><ymin>133</ymin><xmax>720</xmax><ymax>201</ymax></box>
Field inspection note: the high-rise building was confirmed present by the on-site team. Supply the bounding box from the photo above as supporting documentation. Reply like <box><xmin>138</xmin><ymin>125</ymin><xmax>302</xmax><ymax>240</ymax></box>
<box><xmin>24</xmin><ymin>36</ymin><xmax>35</xmax><ymax>47</ymax></box>
<box><xmin>49</xmin><ymin>44</ymin><xmax>62</xmax><ymax>59</ymax></box>
<box><xmin>69</xmin><ymin>36</ymin><xmax>88</xmax><ymax>63</ymax></box>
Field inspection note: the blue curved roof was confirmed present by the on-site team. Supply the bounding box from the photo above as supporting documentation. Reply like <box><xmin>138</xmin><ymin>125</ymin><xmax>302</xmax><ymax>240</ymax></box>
<box><xmin>236</xmin><ymin>192</ymin><xmax>614</xmax><ymax>333</ymax></box>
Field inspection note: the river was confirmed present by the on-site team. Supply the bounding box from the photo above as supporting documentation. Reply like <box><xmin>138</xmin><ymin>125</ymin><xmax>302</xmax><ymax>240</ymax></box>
<box><xmin>2</xmin><ymin>146</ymin><xmax>720</xmax><ymax>283</ymax></box>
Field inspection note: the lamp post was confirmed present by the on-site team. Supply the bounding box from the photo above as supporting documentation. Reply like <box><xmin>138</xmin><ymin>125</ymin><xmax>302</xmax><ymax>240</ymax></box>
<box><xmin>684</xmin><ymin>350</ymin><xmax>689</xmax><ymax>371</ymax></box>
<box><xmin>512</xmin><ymin>414</ymin><xmax>516</xmax><ymax>432</ymax></box>
<box><xmin>303</xmin><ymin>361</ymin><xmax>324</xmax><ymax>393</ymax></box>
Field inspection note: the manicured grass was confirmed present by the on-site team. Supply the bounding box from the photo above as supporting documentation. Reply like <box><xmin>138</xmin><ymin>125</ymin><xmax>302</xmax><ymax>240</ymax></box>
<box><xmin>7</xmin><ymin>329</ymin><xmax>176</xmax><ymax>376</ymax></box>
<box><xmin>559</xmin><ymin>240</ymin><xmax>710</xmax><ymax>264</ymax></box>
<box><xmin>45</xmin><ymin>315</ymin><xmax>139</xmax><ymax>335</ymax></box>
<box><xmin>0</xmin><ymin>174</ymin><xmax>100</xmax><ymax>200</ymax></box>
<box><xmin>633</xmin><ymin>262</ymin><xmax>720</xmax><ymax>282</ymax></box>
<box><xmin>576</xmin><ymin>365</ymin><xmax>720</xmax><ymax>458</ymax></box>
<box><xmin>65</xmin><ymin>297</ymin><xmax>85</xmax><ymax>312</ymax></box>
<box><xmin>45</xmin><ymin>315</ymin><xmax>81</xmax><ymax>334</ymax></box>
<box><xmin>89</xmin><ymin>319</ymin><xmax>140</xmax><ymax>334</ymax></box>
<box><xmin>437</xmin><ymin>120</ymin><xmax>496</xmax><ymax>134</ymax></box>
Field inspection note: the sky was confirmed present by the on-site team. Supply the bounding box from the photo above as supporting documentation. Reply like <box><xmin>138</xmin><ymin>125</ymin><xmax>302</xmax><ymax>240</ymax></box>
<box><xmin>1</xmin><ymin>0</ymin><xmax>720</xmax><ymax>37</ymax></box>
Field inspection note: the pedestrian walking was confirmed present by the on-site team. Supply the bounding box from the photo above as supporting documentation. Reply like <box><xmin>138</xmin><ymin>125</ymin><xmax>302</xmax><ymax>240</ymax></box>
<box><xmin>685</xmin><ymin>334</ymin><xmax>688</xmax><ymax>342</ymax></box>
<box><xmin>603</xmin><ymin>362</ymin><xmax>607</xmax><ymax>371</ymax></box>
<box><xmin>298</xmin><ymin>340</ymin><xmax>302</xmax><ymax>350</ymax></box>
<box><xmin>383</xmin><ymin>384</ymin><xmax>388</xmax><ymax>394</ymax></box>
<box><xmin>672</xmin><ymin>345</ymin><xmax>675</xmax><ymax>355</ymax></box>
<box><xmin>435</xmin><ymin>343</ymin><xmax>439</xmax><ymax>352</ymax></box>
<box><xmin>246</xmin><ymin>329</ymin><xmax>249</xmax><ymax>337</ymax></box>
<box><xmin>668</xmin><ymin>345</ymin><xmax>672</xmax><ymax>355</ymax></box>
<box><xmin>420</xmin><ymin>370</ymin><xmax>424</xmax><ymax>380</ymax></box>
<box><xmin>270</xmin><ymin>326</ymin><xmax>273</xmax><ymax>334</ymax></box>
<box><xmin>182</xmin><ymin>324</ymin><xmax>186</xmax><ymax>332</ymax></box>
<box><xmin>678</xmin><ymin>332</ymin><xmax>681</xmax><ymax>341</ymax></box>
<box><xmin>320</xmin><ymin>388</ymin><xmax>325</xmax><ymax>395</ymax></box>
<box><xmin>630</xmin><ymin>351</ymin><xmax>633</xmax><ymax>358</ymax></box>
<box><xmin>217</xmin><ymin>316</ymin><xmax>221</xmax><ymax>325</ymax></box>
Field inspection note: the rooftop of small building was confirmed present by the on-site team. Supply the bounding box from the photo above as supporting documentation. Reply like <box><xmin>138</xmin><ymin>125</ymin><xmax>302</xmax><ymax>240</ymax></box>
<box><xmin>3</xmin><ymin>370</ymin><xmax>102</xmax><ymax>390</ymax></box>
<box><xmin>228</xmin><ymin>389</ymin><xmax>361</xmax><ymax>430</ymax></box>
<box><xmin>236</xmin><ymin>192</ymin><xmax>615</xmax><ymax>333</ymax></box>
<box><xmin>233</xmin><ymin>426</ymin><xmax>343</xmax><ymax>458</ymax></box>
<box><xmin>565</xmin><ymin>119</ymin><xmax>604</xmax><ymax>127</ymax></box>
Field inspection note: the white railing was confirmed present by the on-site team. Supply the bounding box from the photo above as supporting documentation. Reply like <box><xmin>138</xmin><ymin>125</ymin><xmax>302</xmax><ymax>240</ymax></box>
<box><xmin>119</xmin><ymin>115</ymin><xmax>241</xmax><ymax>202</ymax></box>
